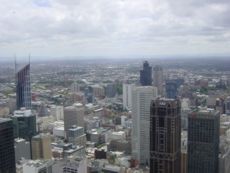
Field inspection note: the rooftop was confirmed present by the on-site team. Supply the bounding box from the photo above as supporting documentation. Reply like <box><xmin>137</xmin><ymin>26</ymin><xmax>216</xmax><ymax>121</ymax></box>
<box><xmin>13</xmin><ymin>109</ymin><xmax>33</xmax><ymax>117</ymax></box>
<box><xmin>24</xmin><ymin>160</ymin><xmax>52</xmax><ymax>168</ymax></box>
<box><xmin>0</xmin><ymin>118</ymin><xmax>11</xmax><ymax>123</ymax></box>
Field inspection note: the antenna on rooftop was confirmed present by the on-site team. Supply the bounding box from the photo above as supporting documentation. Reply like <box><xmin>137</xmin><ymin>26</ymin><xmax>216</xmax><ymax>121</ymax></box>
<box><xmin>29</xmin><ymin>53</ymin><xmax>31</xmax><ymax>65</ymax></box>
<box><xmin>14</xmin><ymin>54</ymin><xmax>17</xmax><ymax>74</ymax></box>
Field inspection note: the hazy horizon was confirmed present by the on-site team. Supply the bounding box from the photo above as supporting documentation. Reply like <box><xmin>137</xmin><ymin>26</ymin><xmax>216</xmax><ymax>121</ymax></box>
<box><xmin>0</xmin><ymin>54</ymin><xmax>230</xmax><ymax>62</ymax></box>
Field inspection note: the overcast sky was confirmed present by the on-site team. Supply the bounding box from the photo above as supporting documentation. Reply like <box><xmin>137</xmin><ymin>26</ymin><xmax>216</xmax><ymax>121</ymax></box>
<box><xmin>0</xmin><ymin>0</ymin><xmax>230</xmax><ymax>59</ymax></box>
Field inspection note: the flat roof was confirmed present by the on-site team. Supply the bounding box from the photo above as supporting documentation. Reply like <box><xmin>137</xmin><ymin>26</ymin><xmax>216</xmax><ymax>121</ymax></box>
<box><xmin>0</xmin><ymin>118</ymin><xmax>11</xmax><ymax>123</ymax></box>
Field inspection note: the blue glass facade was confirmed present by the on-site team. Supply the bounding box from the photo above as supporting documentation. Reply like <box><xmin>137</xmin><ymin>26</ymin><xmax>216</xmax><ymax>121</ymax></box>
<box><xmin>165</xmin><ymin>79</ymin><xmax>184</xmax><ymax>99</ymax></box>
<box><xmin>16</xmin><ymin>64</ymin><xmax>31</xmax><ymax>109</ymax></box>
<box><xmin>140</xmin><ymin>61</ymin><xmax>152</xmax><ymax>86</ymax></box>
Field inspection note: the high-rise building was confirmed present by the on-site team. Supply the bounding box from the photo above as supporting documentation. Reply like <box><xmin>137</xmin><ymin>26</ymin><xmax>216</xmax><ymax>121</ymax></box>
<box><xmin>105</xmin><ymin>83</ymin><xmax>116</xmax><ymax>98</ymax></box>
<box><xmin>165</xmin><ymin>79</ymin><xmax>184</xmax><ymax>99</ymax></box>
<box><xmin>15</xmin><ymin>138</ymin><xmax>31</xmax><ymax>162</ymax></box>
<box><xmin>181</xmin><ymin>131</ymin><xmax>188</xmax><ymax>173</ymax></box>
<box><xmin>122</xmin><ymin>83</ymin><xmax>134</xmax><ymax>110</ymax></box>
<box><xmin>150</xmin><ymin>98</ymin><xmax>181</xmax><ymax>173</ymax></box>
<box><xmin>219</xmin><ymin>137</ymin><xmax>230</xmax><ymax>173</ymax></box>
<box><xmin>11</xmin><ymin>109</ymin><xmax>36</xmax><ymax>140</ymax></box>
<box><xmin>215</xmin><ymin>98</ymin><xmax>225</xmax><ymax>114</ymax></box>
<box><xmin>84</xmin><ymin>86</ymin><xmax>94</xmax><ymax>103</ymax></box>
<box><xmin>153</xmin><ymin>65</ymin><xmax>164</xmax><ymax>96</ymax></box>
<box><xmin>64</xmin><ymin>103</ymin><xmax>85</xmax><ymax>132</ymax></box>
<box><xmin>188</xmin><ymin>108</ymin><xmax>220</xmax><ymax>173</ymax></box>
<box><xmin>165</xmin><ymin>79</ymin><xmax>178</xmax><ymax>99</ymax></box>
<box><xmin>131</xmin><ymin>86</ymin><xmax>158</xmax><ymax>165</ymax></box>
<box><xmin>16</xmin><ymin>64</ymin><xmax>31</xmax><ymax>109</ymax></box>
<box><xmin>31</xmin><ymin>133</ymin><xmax>52</xmax><ymax>160</ymax></box>
<box><xmin>225</xmin><ymin>96</ymin><xmax>230</xmax><ymax>115</ymax></box>
<box><xmin>50</xmin><ymin>105</ymin><xmax>64</xmax><ymax>121</ymax></box>
<box><xmin>67</xmin><ymin>125</ymin><xmax>86</xmax><ymax>146</ymax></box>
<box><xmin>140</xmin><ymin>61</ymin><xmax>152</xmax><ymax>86</ymax></box>
<box><xmin>23</xmin><ymin>160</ymin><xmax>53</xmax><ymax>173</ymax></box>
<box><xmin>0</xmin><ymin>118</ymin><xmax>16</xmax><ymax>173</ymax></box>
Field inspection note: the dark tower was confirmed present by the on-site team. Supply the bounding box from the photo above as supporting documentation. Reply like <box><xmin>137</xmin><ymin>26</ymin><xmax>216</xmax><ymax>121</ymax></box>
<box><xmin>150</xmin><ymin>98</ymin><xmax>181</xmax><ymax>173</ymax></box>
<box><xmin>16</xmin><ymin>64</ymin><xmax>31</xmax><ymax>109</ymax></box>
<box><xmin>140</xmin><ymin>61</ymin><xmax>152</xmax><ymax>86</ymax></box>
<box><xmin>188</xmin><ymin>109</ymin><xmax>220</xmax><ymax>173</ymax></box>
<box><xmin>0</xmin><ymin>118</ymin><xmax>16</xmax><ymax>173</ymax></box>
<box><xmin>11</xmin><ymin>110</ymin><xmax>36</xmax><ymax>140</ymax></box>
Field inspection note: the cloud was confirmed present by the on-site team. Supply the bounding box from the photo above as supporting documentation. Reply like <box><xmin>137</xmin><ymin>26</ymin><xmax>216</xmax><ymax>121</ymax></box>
<box><xmin>0</xmin><ymin>0</ymin><xmax>229</xmax><ymax>57</ymax></box>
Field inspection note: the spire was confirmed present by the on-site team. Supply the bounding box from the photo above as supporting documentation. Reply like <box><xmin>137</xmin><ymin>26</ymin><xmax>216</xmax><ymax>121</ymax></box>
<box><xmin>14</xmin><ymin>54</ymin><xmax>17</xmax><ymax>74</ymax></box>
<box><xmin>28</xmin><ymin>53</ymin><xmax>31</xmax><ymax>65</ymax></box>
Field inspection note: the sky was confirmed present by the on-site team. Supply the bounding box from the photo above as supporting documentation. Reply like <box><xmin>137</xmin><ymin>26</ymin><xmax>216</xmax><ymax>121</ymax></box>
<box><xmin>0</xmin><ymin>0</ymin><xmax>230</xmax><ymax>59</ymax></box>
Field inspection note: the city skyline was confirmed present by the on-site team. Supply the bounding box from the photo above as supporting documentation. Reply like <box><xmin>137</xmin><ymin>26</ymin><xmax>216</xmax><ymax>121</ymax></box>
<box><xmin>0</xmin><ymin>1</ymin><xmax>229</xmax><ymax>172</ymax></box>
<box><xmin>0</xmin><ymin>0</ymin><xmax>230</xmax><ymax>57</ymax></box>
<box><xmin>0</xmin><ymin>54</ymin><xmax>229</xmax><ymax>172</ymax></box>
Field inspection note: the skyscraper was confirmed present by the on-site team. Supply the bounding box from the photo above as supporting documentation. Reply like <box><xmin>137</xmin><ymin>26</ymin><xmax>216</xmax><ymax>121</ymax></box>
<box><xmin>67</xmin><ymin>125</ymin><xmax>86</xmax><ymax>146</ymax></box>
<box><xmin>16</xmin><ymin>64</ymin><xmax>31</xmax><ymax>109</ymax></box>
<box><xmin>64</xmin><ymin>103</ymin><xmax>84</xmax><ymax>132</ymax></box>
<box><xmin>11</xmin><ymin>109</ymin><xmax>36</xmax><ymax>140</ymax></box>
<box><xmin>122</xmin><ymin>83</ymin><xmax>134</xmax><ymax>110</ymax></box>
<box><xmin>140</xmin><ymin>61</ymin><xmax>152</xmax><ymax>86</ymax></box>
<box><xmin>150</xmin><ymin>98</ymin><xmax>181</xmax><ymax>173</ymax></box>
<box><xmin>225</xmin><ymin>96</ymin><xmax>230</xmax><ymax>115</ymax></box>
<box><xmin>153</xmin><ymin>65</ymin><xmax>164</xmax><ymax>96</ymax></box>
<box><xmin>0</xmin><ymin>118</ymin><xmax>16</xmax><ymax>173</ymax></box>
<box><xmin>14</xmin><ymin>138</ymin><xmax>31</xmax><ymax>162</ymax></box>
<box><xmin>31</xmin><ymin>133</ymin><xmax>52</xmax><ymax>160</ymax></box>
<box><xmin>50</xmin><ymin>105</ymin><xmax>64</xmax><ymax>121</ymax></box>
<box><xmin>132</xmin><ymin>86</ymin><xmax>158</xmax><ymax>165</ymax></box>
<box><xmin>165</xmin><ymin>79</ymin><xmax>178</xmax><ymax>99</ymax></box>
<box><xmin>105</xmin><ymin>83</ymin><xmax>116</xmax><ymax>98</ymax></box>
<box><xmin>165</xmin><ymin>79</ymin><xmax>184</xmax><ymax>99</ymax></box>
<box><xmin>188</xmin><ymin>108</ymin><xmax>220</xmax><ymax>173</ymax></box>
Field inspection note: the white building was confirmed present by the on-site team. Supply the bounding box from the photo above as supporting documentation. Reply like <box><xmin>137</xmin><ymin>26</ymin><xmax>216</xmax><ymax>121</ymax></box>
<box><xmin>181</xmin><ymin>98</ymin><xmax>191</xmax><ymax>130</ymax></box>
<box><xmin>50</xmin><ymin>105</ymin><xmax>64</xmax><ymax>121</ymax></box>
<box><xmin>123</xmin><ymin>84</ymin><xmax>134</xmax><ymax>110</ymax></box>
<box><xmin>153</xmin><ymin>65</ymin><xmax>164</xmax><ymax>96</ymax></box>
<box><xmin>52</xmin><ymin>158</ymin><xmax>87</xmax><ymax>173</ymax></box>
<box><xmin>106</xmin><ymin>131</ymin><xmax>126</xmax><ymax>143</ymax></box>
<box><xmin>23</xmin><ymin>160</ymin><xmax>53</xmax><ymax>173</ymax></box>
<box><xmin>14</xmin><ymin>108</ymin><xmax>33</xmax><ymax>117</ymax></box>
<box><xmin>131</xmin><ymin>86</ymin><xmax>158</xmax><ymax>165</ymax></box>
<box><xmin>53</xmin><ymin>126</ymin><xmax>65</xmax><ymax>138</ymax></box>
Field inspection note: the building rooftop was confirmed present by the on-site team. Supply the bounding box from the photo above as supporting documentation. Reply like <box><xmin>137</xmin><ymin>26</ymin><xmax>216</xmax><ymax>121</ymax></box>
<box><xmin>74</xmin><ymin>103</ymin><xmax>83</xmax><ymax>107</ymax></box>
<box><xmin>0</xmin><ymin>118</ymin><xmax>11</xmax><ymax>123</ymax></box>
<box><xmin>69</xmin><ymin>126</ymin><xmax>84</xmax><ymax>131</ymax></box>
<box><xmin>13</xmin><ymin>109</ymin><xmax>33</xmax><ymax>117</ymax></box>
<box><xmin>189</xmin><ymin>107</ymin><xmax>220</xmax><ymax>118</ymax></box>
<box><xmin>15</xmin><ymin>138</ymin><xmax>26</xmax><ymax>143</ymax></box>
<box><xmin>24</xmin><ymin>160</ymin><xmax>52</xmax><ymax>168</ymax></box>
<box><xmin>54</xmin><ymin>126</ymin><xmax>64</xmax><ymax>131</ymax></box>
<box><xmin>112</xmin><ymin>131</ymin><xmax>125</xmax><ymax>135</ymax></box>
